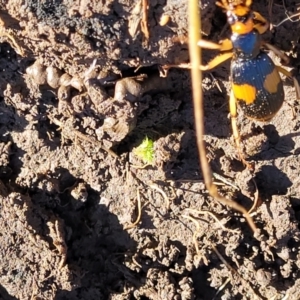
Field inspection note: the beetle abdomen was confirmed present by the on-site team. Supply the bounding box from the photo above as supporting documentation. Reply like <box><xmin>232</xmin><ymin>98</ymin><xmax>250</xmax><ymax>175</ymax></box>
<box><xmin>231</xmin><ymin>52</ymin><xmax>284</xmax><ymax>121</ymax></box>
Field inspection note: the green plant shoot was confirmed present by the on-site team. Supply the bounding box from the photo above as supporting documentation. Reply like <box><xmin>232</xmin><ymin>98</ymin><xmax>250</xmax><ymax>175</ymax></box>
<box><xmin>133</xmin><ymin>136</ymin><xmax>154</xmax><ymax>164</ymax></box>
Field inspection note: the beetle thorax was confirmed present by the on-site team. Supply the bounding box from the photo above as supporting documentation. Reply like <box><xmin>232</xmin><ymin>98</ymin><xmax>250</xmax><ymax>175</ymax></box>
<box><xmin>231</xmin><ymin>30</ymin><xmax>261</xmax><ymax>59</ymax></box>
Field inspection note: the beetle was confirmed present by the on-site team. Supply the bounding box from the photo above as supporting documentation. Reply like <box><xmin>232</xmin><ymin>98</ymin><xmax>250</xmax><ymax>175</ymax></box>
<box><xmin>197</xmin><ymin>0</ymin><xmax>300</xmax><ymax>168</ymax></box>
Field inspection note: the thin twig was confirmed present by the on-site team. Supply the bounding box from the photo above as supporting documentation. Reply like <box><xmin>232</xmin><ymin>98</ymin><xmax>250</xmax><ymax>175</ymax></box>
<box><xmin>211</xmin><ymin>244</ymin><xmax>261</xmax><ymax>299</ymax></box>
<box><xmin>188</xmin><ymin>0</ymin><xmax>257</xmax><ymax>233</ymax></box>
<box><xmin>268</xmin><ymin>0</ymin><xmax>273</xmax><ymax>21</ymax></box>
<box><xmin>273</xmin><ymin>11</ymin><xmax>300</xmax><ymax>27</ymax></box>
<box><xmin>124</xmin><ymin>190</ymin><xmax>142</xmax><ymax>230</ymax></box>
<box><xmin>182</xmin><ymin>215</ymin><xmax>200</xmax><ymax>254</ymax></box>
<box><xmin>130</xmin><ymin>163</ymin><xmax>152</xmax><ymax>169</ymax></box>
<box><xmin>141</xmin><ymin>0</ymin><xmax>149</xmax><ymax>43</ymax></box>
<box><xmin>248</xmin><ymin>179</ymin><xmax>259</xmax><ymax>214</ymax></box>
<box><xmin>149</xmin><ymin>182</ymin><xmax>170</xmax><ymax>210</ymax></box>
<box><xmin>212</xmin><ymin>173</ymin><xmax>239</xmax><ymax>190</ymax></box>
<box><xmin>212</xmin><ymin>277</ymin><xmax>231</xmax><ymax>300</ymax></box>
<box><xmin>0</xmin><ymin>19</ymin><xmax>24</xmax><ymax>56</ymax></box>
<box><xmin>185</xmin><ymin>208</ymin><xmax>240</xmax><ymax>233</ymax></box>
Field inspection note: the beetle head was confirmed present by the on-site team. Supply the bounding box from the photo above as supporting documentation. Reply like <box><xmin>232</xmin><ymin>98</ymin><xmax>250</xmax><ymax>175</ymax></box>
<box><xmin>216</xmin><ymin>0</ymin><xmax>254</xmax><ymax>34</ymax></box>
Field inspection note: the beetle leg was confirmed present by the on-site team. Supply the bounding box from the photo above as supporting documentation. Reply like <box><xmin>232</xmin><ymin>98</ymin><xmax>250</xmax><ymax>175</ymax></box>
<box><xmin>229</xmin><ymin>90</ymin><xmax>253</xmax><ymax>169</ymax></box>
<box><xmin>262</xmin><ymin>42</ymin><xmax>290</xmax><ymax>65</ymax></box>
<box><xmin>159</xmin><ymin>52</ymin><xmax>233</xmax><ymax>74</ymax></box>
<box><xmin>253</xmin><ymin>11</ymin><xmax>269</xmax><ymax>34</ymax></box>
<box><xmin>165</xmin><ymin>39</ymin><xmax>233</xmax><ymax>72</ymax></box>
<box><xmin>198</xmin><ymin>38</ymin><xmax>233</xmax><ymax>51</ymax></box>
<box><xmin>200</xmin><ymin>52</ymin><xmax>233</xmax><ymax>71</ymax></box>
<box><xmin>276</xmin><ymin>65</ymin><xmax>300</xmax><ymax>99</ymax></box>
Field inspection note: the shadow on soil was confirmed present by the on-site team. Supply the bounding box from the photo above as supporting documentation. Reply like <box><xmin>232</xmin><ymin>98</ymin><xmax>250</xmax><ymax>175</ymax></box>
<box><xmin>27</xmin><ymin>168</ymin><xmax>138</xmax><ymax>299</ymax></box>
<box><xmin>0</xmin><ymin>286</ymin><xmax>18</xmax><ymax>300</ymax></box>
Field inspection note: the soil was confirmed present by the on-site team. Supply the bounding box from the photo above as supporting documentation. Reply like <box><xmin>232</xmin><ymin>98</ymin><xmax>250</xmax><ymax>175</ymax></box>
<box><xmin>0</xmin><ymin>0</ymin><xmax>300</xmax><ymax>299</ymax></box>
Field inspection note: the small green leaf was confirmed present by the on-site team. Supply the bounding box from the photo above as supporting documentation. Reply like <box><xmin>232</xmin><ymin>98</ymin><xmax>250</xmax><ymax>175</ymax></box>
<box><xmin>133</xmin><ymin>136</ymin><xmax>154</xmax><ymax>164</ymax></box>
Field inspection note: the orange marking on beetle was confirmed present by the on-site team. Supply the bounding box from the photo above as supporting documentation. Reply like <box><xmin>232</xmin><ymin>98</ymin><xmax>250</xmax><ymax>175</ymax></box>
<box><xmin>219</xmin><ymin>38</ymin><xmax>233</xmax><ymax>51</ymax></box>
<box><xmin>232</xmin><ymin>83</ymin><xmax>256</xmax><ymax>105</ymax></box>
<box><xmin>231</xmin><ymin>18</ymin><xmax>254</xmax><ymax>34</ymax></box>
<box><xmin>263</xmin><ymin>69</ymin><xmax>281</xmax><ymax>94</ymax></box>
<box><xmin>233</xmin><ymin>5</ymin><xmax>250</xmax><ymax>16</ymax></box>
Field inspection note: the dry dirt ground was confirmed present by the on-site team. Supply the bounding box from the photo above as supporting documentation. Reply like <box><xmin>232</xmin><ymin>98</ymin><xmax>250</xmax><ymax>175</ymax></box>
<box><xmin>0</xmin><ymin>0</ymin><xmax>300</xmax><ymax>299</ymax></box>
